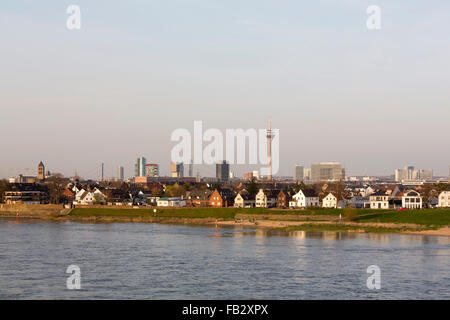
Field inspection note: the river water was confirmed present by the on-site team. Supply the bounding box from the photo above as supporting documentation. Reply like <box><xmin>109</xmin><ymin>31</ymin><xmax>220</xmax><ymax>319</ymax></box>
<box><xmin>0</xmin><ymin>219</ymin><xmax>449</xmax><ymax>299</ymax></box>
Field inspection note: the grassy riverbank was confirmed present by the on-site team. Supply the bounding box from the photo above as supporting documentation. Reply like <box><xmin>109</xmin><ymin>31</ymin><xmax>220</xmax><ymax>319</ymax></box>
<box><xmin>3</xmin><ymin>206</ymin><xmax>448</xmax><ymax>235</ymax></box>
<box><xmin>69</xmin><ymin>207</ymin><xmax>379</xmax><ymax>219</ymax></box>
<box><xmin>65</xmin><ymin>207</ymin><xmax>450</xmax><ymax>235</ymax></box>
<box><xmin>354</xmin><ymin>209</ymin><xmax>450</xmax><ymax>226</ymax></box>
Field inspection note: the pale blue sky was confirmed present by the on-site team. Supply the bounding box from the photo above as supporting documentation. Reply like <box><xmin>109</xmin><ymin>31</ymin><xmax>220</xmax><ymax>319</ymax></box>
<box><xmin>1</xmin><ymin>1</ymin><xmax>449</xmax><ymax>179</ymax></box>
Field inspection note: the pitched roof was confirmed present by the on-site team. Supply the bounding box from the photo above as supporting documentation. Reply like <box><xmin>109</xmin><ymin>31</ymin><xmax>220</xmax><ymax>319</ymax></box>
<box><xmin>303</xmin><ymin>189</ymin><xmax>318</xmax><ymax>197</ymax></box>
<box><xmin>370</xmin><ymin>190</ymin><xmax>388</xmax><ymax>196</ymax></box>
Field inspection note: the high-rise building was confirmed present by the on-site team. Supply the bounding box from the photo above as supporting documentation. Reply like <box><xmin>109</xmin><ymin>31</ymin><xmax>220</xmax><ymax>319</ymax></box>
<box><xmin>303</xmin><ymin>168</ymin><xmax>311</xmax><ymax>181</ymax></box>
<box><xmin>188</xmin><ymin>160</ymin><xmax>193</xmax><ymax>177</ymax></box>
<box><xmin>135</xmin><ymin>157</ymin><xmax>147</xmax><ymax>177</ymax></box>
<box><xmin>170</xmin><ymin>162</ymin><xmax>184</xmax><ymax>178</ymax></box>
<box><xmin>311</xmin><ymin>162</ymin><xmax>344</xmax><ymax>182</ymax></box>
<box><xmin>170</xmin><ymin>162</ymin><xmax>177</xmax><ymax>177</ymax></box>
<box><xmin>146</xmin><ymin>163</ymin><xmax>159</xmax><ymax>177</ymax></box>
<box><xmin>37</xmin><ymin>161</ymin><xmax>45</xmax><ymax>180</ymax></box>
<box><xmin>395</xmin><ymin>166</ymin><xmax>433</xmax><ymax>182</ymax></box>
<box><xmin>293</xmin><ymin>164</ymin><xmax>304</xmax><ymax>182</ymax></box>
<box><xmin>216</xmin><ymin>160</ymin><xmax>230</xmax><ymax>183</ymax></box>
<box><xmin>118</xmin><ymin>166</ymin><xmax>124</xmax><ymax>181</ymax></box>
<box><xmin>177</xmin><ymin>163</ymin><xmax>184</xmax><ymax>177</ymax></box>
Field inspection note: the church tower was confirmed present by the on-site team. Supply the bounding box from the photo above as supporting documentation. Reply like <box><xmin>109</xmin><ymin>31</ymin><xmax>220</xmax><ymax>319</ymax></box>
<box><xmin>38</xmin><ymin>161</ymin><xmax>45</xmax><ymax>180</ymax></box>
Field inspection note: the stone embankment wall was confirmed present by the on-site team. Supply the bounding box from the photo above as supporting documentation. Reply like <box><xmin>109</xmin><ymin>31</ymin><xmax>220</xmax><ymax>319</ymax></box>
<box><xmin>0</xmin><ymin>204</ymin><xmax>67</xmax><ymax>218</ymax></box>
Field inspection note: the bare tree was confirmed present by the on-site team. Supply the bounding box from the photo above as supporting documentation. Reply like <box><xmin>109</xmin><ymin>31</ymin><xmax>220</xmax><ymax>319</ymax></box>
<box><xmin>46</xmin><ymin>174</ymin><xmax>68</xmax><ymax>204</ymax></box>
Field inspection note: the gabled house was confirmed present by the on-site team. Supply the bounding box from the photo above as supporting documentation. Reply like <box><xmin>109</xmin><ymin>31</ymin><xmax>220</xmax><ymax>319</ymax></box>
<box><xmin>438</xmin><ymin>191</ymin><xmax>450</xmax><ymax>208</ymax></box>
<box><xmin>401</xmin><ymin>190</ymin><xmax>422</xmax><ymax>209</ymax></box>
<box><xmin>185</xmin><ymin>189</ymin><xmax>213</xmax><ymax>207</ymax></box>
<box><xmin>322</xmin><ymin>193</ymin><xmax>338</xmax><ymax>208</ymax></box>
<box><xmin>255</xmin><ymin>189</ymin><xmax>278</xmax><ymax>208</ymax></box>
<box><xmin>234</xmin><ymin>191</ymin><xmax>255</xmax><ymax>208</ymax></box>
<box><xmin>74</xmin><ymin>188</ymin><xmax>106</xmax><ymax>205</ymax></box>
<box><xmin>209</xmin><ymin>188</ymin><xmax>234</xmax><ymax>207</ymax></box>
<box><xmin>61</xmin><ymin>188</ymin><xmax>75</xmax><ymax>203</ymax></box>
<box><xmin>75</xmin><ymin>191</ymin><xmax>95</xmax><ymax>205</ymax></box>
<box><xmin>276</xmin><ymin>190</ymin><xmax>290</xmax><ymax>208</ymax></box>
<box><xmin>289</xmin><ymin>189</ymin><xmax>319</xmax><ymax>208</ymax></box>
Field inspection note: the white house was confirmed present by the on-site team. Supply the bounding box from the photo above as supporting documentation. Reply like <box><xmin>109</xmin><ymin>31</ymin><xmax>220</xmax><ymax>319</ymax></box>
<box><xmin>369</xmin><ymin>191</ymin><xmax>389</xmax><ymax>209</ymax></box>
<box><xmin>438</xmin><ymin>191</ymin><xmax>450</xmax><ymax>208</ymax></box>
<box><xmin>157</xmin><ymin>197</ymin><xmax>186</xmax><ymax>207</ymax></box>
<box><xmin>289</xmin><ymin>189</ymin><xmax>319</xmax><ymax>208</ymax></box>
<box><xmin>75</xmin><ymin>190</ymin><xmax>95</xmax><ymax>205</ymax></box>
<box><xmin>401</xmin><ymin>190</ymin><xmax>422</xmax><ymax>209</ymax></box>
<box><xmin>74</xmin><ymin>188</ymin><xmax>106</xmax><ymax>205</ymax></box>
<box><xmin>322</xmin><ymin>193</ymin><xmax>338</xmax><ymax>208</ymax></box>
<box><xmin>255</xmin><ymin>189</ymin><xmax>277</xmax><ymax>208</ymax></box>
<box><xmin>234</xmin><ymin>192</ymin><xmax>255</xmax><ymax>208</ymax></box>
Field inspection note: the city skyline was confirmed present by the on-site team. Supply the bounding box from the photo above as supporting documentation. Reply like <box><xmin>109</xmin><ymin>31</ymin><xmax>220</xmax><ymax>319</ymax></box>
<box><xmin>1</xmin><ymin>1</ymin><xmax>450</xmax><ymax>178</ymax></box>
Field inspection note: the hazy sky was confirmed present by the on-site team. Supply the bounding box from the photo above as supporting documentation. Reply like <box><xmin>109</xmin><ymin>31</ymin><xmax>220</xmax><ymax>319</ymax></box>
<box><xmin>1</xmin><ymin>1</ymin><xmax>449</xmax><ymax>179</ymax></box>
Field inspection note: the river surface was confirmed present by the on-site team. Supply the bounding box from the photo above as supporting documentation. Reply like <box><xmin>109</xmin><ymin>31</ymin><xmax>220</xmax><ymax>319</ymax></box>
<box><xmin>0</xmin><ymin>219</ymin><xmax>449</xmax><ymax>299</ymax></box>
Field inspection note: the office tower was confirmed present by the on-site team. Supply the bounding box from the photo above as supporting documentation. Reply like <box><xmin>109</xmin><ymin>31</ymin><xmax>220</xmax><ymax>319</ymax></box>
<box><xmin>216</xmin><ymin>160</ymin><xmax>230</xmax><ymax>183</ymax></box>
<box><xmin>146</xmin><ymin>163</ymin><xmax>159</xmax><ymax>177</ymax></box>
<box><xmin>303</xmin><ymin>168</ymin><xmax>311</xmax><ymax>181</ymax></box>
<box><xmin>118</xmin><ymin>166</ymin><xmax>124</xmax><ymax>181</ymax></box>
<box><xmin>311</xmin><ymin>162</ymin><xmax>344</xmax><ymax>182</ymax></box>
<box><xmin>188</xmin><ymin>160</ymin><xmax>193</xmax><ymax>177</ymax></box>
<box><xmin>417</xmin><ymin>169</ymin><xmax>433</xmax><ymax>181</ymax></box>
<box><xmin>395</xmin><ymin>166</ymin><xmax>432</xmax><ymax>182</ymax></box>
<box><xmin>37</xmin><ymin>161</ymin><xmax>45</xmax><ymax>180</ymax></box>
<box><xmin>177</xmin><ymin>163</ymin><xmax>184</xmax><ymax>177</ymax></box>
<box><xmin>135</xmin><ymin>157</ymin><xmax>147</xmax><ymax>177</ymax></box>
<box><xmin>293</xmin><ymin>164</ymin><xmax>304</xmax><ymax>182</ymax></box>
<box><xmin>170</xmin><ymin>162</ymin><xmax>177</xmax><ymax>177</ymax></box>
<box><xmin>171</xmin><ymin>162</ymin><xmax>184</xmax><ymax>178</ymax></box>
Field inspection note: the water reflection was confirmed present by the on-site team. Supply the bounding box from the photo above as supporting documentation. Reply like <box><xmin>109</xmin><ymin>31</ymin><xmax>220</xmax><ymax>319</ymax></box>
<box><xmin>1</xmin><ymin>221</ymin><xmax>449</xmax><ymax>299</ymax></box>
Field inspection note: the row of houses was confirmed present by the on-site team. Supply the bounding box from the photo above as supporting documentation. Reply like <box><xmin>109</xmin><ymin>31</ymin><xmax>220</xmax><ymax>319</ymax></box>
<box><xmin>3</xmin><ymin>181</ymin><xmax>450</xmax><ymax>210</ymax></box>
<box><xmin>157</xmin><ymin>188</ymin><xmax>450</xmax><ymax>209</ymax></box>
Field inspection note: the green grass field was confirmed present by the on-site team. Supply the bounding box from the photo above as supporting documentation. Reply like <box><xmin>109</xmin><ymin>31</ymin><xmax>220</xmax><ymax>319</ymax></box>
<box><xmin>69</xmin><ymin>207</ymin><xmax>373</xmax><ymax>219</ymax></box>
<box><xmin>69</xmin><ymin>207</ymin><xmax>347</xmax><ymax>219</ymax></box>
<box><xmin>69</xmin><ymin>207</ymin><xmax>450</xmax><ymax>226</ymax></box>
<box><xmin>354</xmin><ymin>209</ymin><xmax>450</xmax><ymax>226</ymax></box>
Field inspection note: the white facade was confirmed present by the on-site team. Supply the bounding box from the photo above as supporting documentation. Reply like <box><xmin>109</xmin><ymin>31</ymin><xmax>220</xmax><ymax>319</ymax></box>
<box><xmin>401</xmin><ymin>190</ymin><xmax>422</xmax><ymax>209</ymax></box>
<box><xmin>369</xmin><ymin>193</ymin><xmax>389</xmax><ymax>209</ymax></box>
<box><xmin>157</xmin><ymin>197</ymin><xmax>186</xmax><ymax>207</ymax></box>
<box><xmin>255</xmin><ymin>189</ymin><xmax>276</xmax><ymax>208</ymax></box>
<box><xmin>289</xmin><ymin>190</ymin><xmax>319</xmax><ymax>208</ymax></box>
<box><xmin>74</xmin><ymin>188</ymin><xmax>106</xmax><ymax>205</ymax></box>
<box><xmin>322</xmin><ymin>193</ymin><xmax>338</xmax><ymax>208</ymax></box>
<box><xmin>438</xmin><ymin>191</ymin><xmax>450</xmax><ymax>208</ymax></box>
<box><xmin>234</xmin><ymin>193</ymin><xmax>255</xmax><ymax>208</ymax></box>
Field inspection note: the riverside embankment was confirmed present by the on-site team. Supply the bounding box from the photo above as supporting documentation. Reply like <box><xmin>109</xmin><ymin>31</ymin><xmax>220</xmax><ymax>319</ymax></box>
<box><xmin>2</xmin><ymin>205</ymin><xmax>450</xmax><ymax>236</ymax></box>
